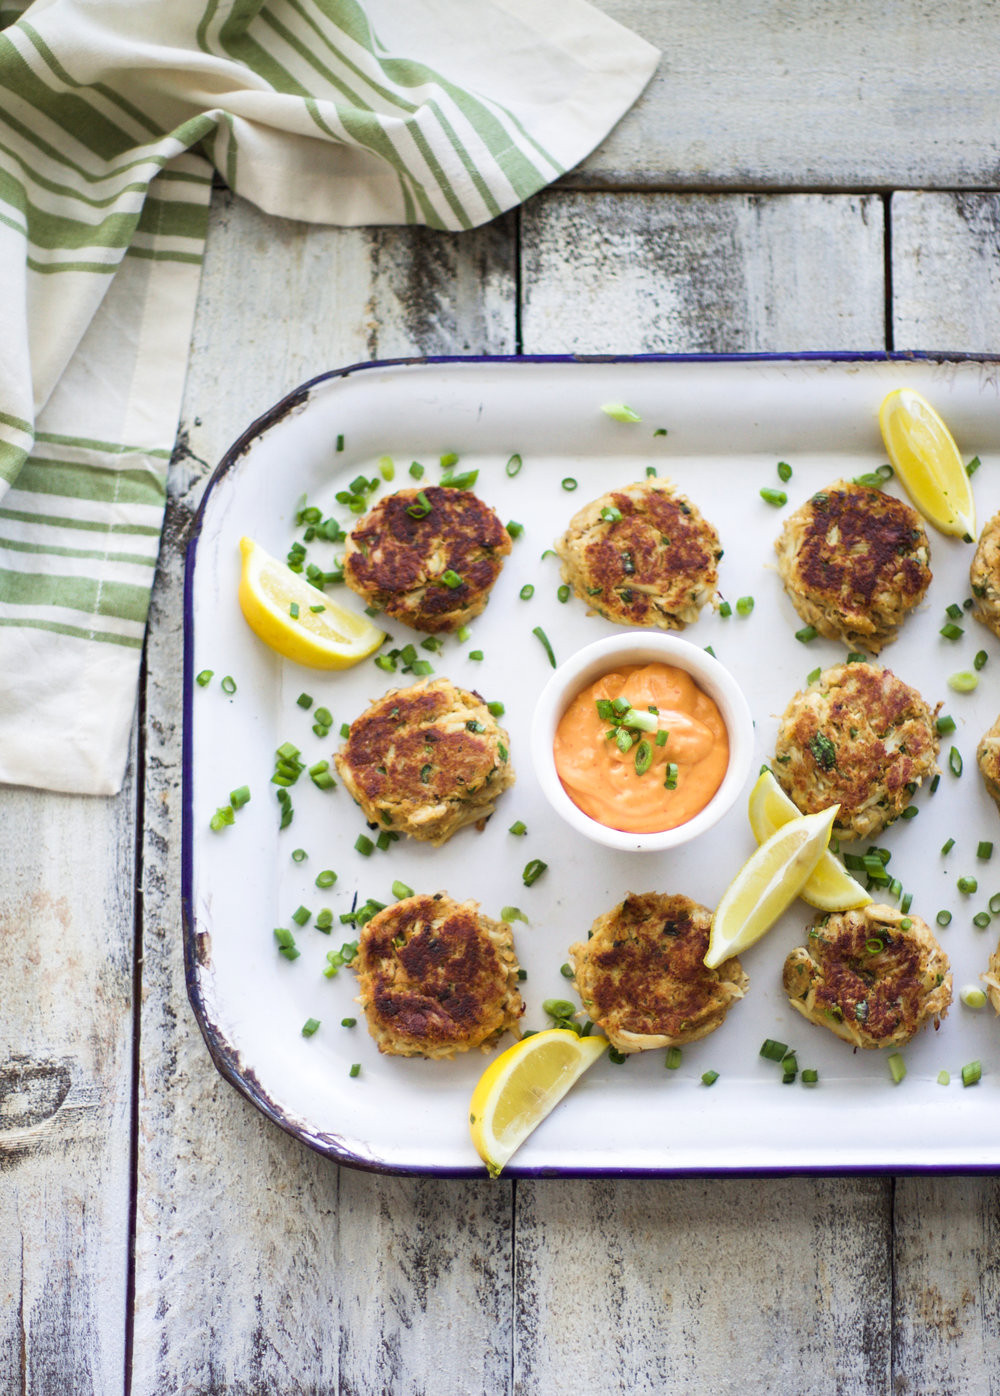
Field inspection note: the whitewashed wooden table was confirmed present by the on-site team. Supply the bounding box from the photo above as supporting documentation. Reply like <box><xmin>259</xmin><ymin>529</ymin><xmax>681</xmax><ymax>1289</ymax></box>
<box><xmin>5</xmin><ymin>3</ymin><xmax>1000</xmax><ymax>1392</ymax></box>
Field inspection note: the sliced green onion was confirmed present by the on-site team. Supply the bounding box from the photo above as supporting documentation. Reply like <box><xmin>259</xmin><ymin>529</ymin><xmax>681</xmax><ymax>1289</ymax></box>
<box><xmin>355</xmin><ymin>834</ymin><xmax>375</xmax><ymax>856</ymax></box>
<box><xmin>440</xmin><ymin>469</ymin><xmax>479</xmax><ymax>490</ymax></box>
<box><xmin>760</xmin><ymin>1038</ymin><xmax>789</xmax><ymax>1061</ymax></box>
<box><xmin>601</xmin><ymin>402</ymin><xmax>641</xmax><ymax>423</ymax></box>
<box><xmin>961</xmin><ymin>985</ymin><xmax>988</xmax><ymax>1008</ymax></box>
<box><xmin>440</xmin><ymin>569</ymin><xmax>463</xmax><ymax>589</ymax></box>
<box><xmin>296</xmin><ymin>692</ymin><xmax>314</xmax><ymax>710</ymax></box>
<box><xmin>315</xmin><ymin>870</ymin><xmax>337</xmax><ymax>888</ymax></box>
<box><xmin>701</xmin><ymin>1070</ymin><xmax>719</xmax><ymax>1087</ymax></box>
<box><xmin>509</xmin><ymin>820</ymin><xmax>527</xmax><ymax>836</ymax></box>
<box><xmin>975</xmin><ymin>649</ymin><xmax>989</xmax><ymax>671</ymax></box>
<box><xmin>349</xmin><ymin>1064</ymin><xmax>361</xmax><ymax>1078</ymax></box>
<box><xmin>557</xmin><ymin>584</ymin><xmax>571</xmax><ymax>603</ymax></box>
<box><xmin>795</xmin><ymin>625</ymin><xmax>818</xmax><ymax>643</ymax></box>
<box><xmin>973</xmin><ymin>912</ymin><xmax>992</xmax><ymax>929</ymax></box>
<box><xmin>958</xmin><ymin>876</ymin><xmax>978</xmax><ymax>894</ymax></box>
<box><xmin>341</xmin><ymin>1017</ymin><xmax>357</xmax><ymax>1028</ymax></box>
<box><xmin>665</xmin><ymin>1047</ymin><xmax>683</xmax><ymax>1070</ymax></box>
<box><xmin>292</xmin><ymin>848</ymin><xmax>307</xmax><ymax>863</ymax></box>
<box><xmin>937</xmin><ymin>1070</ymin><xmax>950</xmax><ymax>1086</ymax></box>
<box><xmin>467</xmin><ymin>650</ymin><xmax>484</xmax><ymax>662</ymax></box>
<box><xmin>409</xmin><ymin>461</ymin><xmax>425</xmax><ymax>479</ymax></box>
<box><xmin>229</xmin><ymin>785</ymin><xmax>250</xmax><ymax>809</ymax></box>
<box><xmin>948</xmin><ymin>670</ymin><xmax>978</xmax><ymax>692</ymax></box>
<box><xmin>559</xmin><ymin>963</ymin><xmax>573</xmax><ymax>979</ymax></box>
<box><xmin>967</xmin><ymin>455</ymin><xmax>982</xmax><ymax>477</ymax></box>
<box><xmin>664</xmin><ymin>763</ymin><xmax>679</xmax><ymax>789</ymax></box>
<box><xmin>777</xmin><ymin>461</ymin><xmax>792</xmax><ymax>482</ymax></box>
<box><xmin>978</xmin><ymin>841</ymin><xmax>994</xmax><ymax>860</ymax></box>
<box><xmin>936</xmin><ymin>714</ymin><xmax>956</xmax><ymax>735</ymax></box>
<box><xmin>391</xmin><ymin>880</ymin><xmax>414</xmax><ymax>900</ymax></box>
<box><xmin>634</xmin><ymin>739</ymin><xmax>653</xmax><ymax>775</ymax></box>
<box><xmin>887</xmin><ymin>1052</ymin><xmax>906</xmax><ymax>1084</ymax></box>
<box><xmin>532</xmin><ymin>626</ymin><xmax>556</xmax><ymax>667</ymax></box>
<box><xmin>941</xmin><ymin>838</ymin><xmax>955</xmax><ymax>855</ymax></box>
<box><xmin>719</xmin><ymin>600</ymin><xmax>732</xmax><ymax>618</ymax></box>
<box><xmin>221</xmin><ymin>675</ymin><xmax>237</xmax><ymax>694</ymax></box>
<box><xmin>990</xmin><ymin>893</ymin><xmax>1000</xmax><ymax>915</ymax></box>
<box><xmin>506</xmin><ymin>520</ymin><xmax>524</xmax><ymax>538</ymax></box>
<box><xmin>801</xmin><ymin>1069</ymin><xmax>819</xmax><ymax>1085</ymax></box>
<box><xmin>736</xmin><ymin>596</ymin><xmax>754</xmax><ymax>616</ymax></box>
<box><xmin>936</xmin><ymin>910</ymin><xmax>952</xmax><ymax>926</ymax></box>
<box><xmin>501</xmin><ymin>906</ymin><xmax>527</xmax><ymax>923</ymax></box>
<box><xmin>439</xmin><ymin>451</ymin><xmax>459</xmax><ymax>469</ymax></box>
<box><xmin>940</xmin><ymin>622</ymin><xmax>964</xmax><ymax>640</ymax></box>
<box><xmin>962</xmin><ymin>1060</ymin><xmax>982</xmax><ymax>1087</ymax></box>
<box><xmin>561</xmin><ymin>477</ymin><xmax>578</xmax><ymax>491</ymax></box>
<box><xmin>807</xmin><ymin>666</ymin><xmax>821</xmax><ymax>685</ymax></box>
<box><xmin>487</xmin><ymin>700</ymin><xmax>505</xmax><ymax>717</ymax></box>
<box><xmin>315</xmin><ymin>910</ymin><xmax>333</xmax><ymax>932</ymax></box>
<box><xmin>209</xmin><ymin>805</ymin><xmax>235</xmax><ymax>832</ymax></box>
<box><xmin>273</xmin><ymin>927</ymin><xmax>299</xmax><ymax>961</ymax></box>
<box><xmin>522</xmin><ymin>859</ymin><xmax>548</xmax><ymax>886</ymax></box>
<box><xmin>196</xmin><ymin>669</ymin><xmax>214</xmax><ymax>687</ymax></box>
<box><xmin>949</xmin><ymin>747</ymin><xmax>963</xmax><ymax>776</ymax></box>
<box><xmin>760</xmin><ymin>487</ymin><xmax>787</xmax><ymax>507</ymax></box>
<box><xmin>301</xmin><ymin>1017</ymin><xmax>320</xmax><ymax>1037</ymax></box>
<box><xmin>505</xmin><ymin>453</ymin><xmax>523</xmax><ymax>477</ymax></box>
<box><xmin>518</xmin><ymin>584</ymin><xmax>534</xmax><ymax>601</ymax></box>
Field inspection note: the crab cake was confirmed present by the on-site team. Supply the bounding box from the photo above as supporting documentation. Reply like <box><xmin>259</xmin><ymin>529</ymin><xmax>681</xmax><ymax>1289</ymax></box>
<box><xmin>970</xmin><ymin>509</ymin><xmax>1000</xmax><ymax>638</ymax></box>
<box><xmin>977</xmin><ymin>715</ymin><xmax>1000</xmax><ymax>813</ymax></box>
<box><xmin>342</xmin><ymin>485</ymin><xmax>511</xmax><ymax>633</ymax></box>
<box><xmin>773</xmin><ymin>662</ymin><xmax>939</xmax><ymax>842</ymax></box>
<box><xmin>355</xmin><ymin>893</ymin><xmax>524</xmax><ymax>1058</ymax></box>
<box><xmin>568</xmin><ymin>892</ymin><xmax>748</xmax><ymax>1052</ymax></box>
<box><xmin>981</xmin><ymin>937</ymin><xmax>1000</xmax><ymax>1015</ymax></box>
<box><xmin>335</xmin><ymin>677</ymin><xmax>513</xmax><ymax>845</ymax></box>
<box><xmin>783</xmin><ymin>904</ymin><xmax>951</xmax><ymax>1049</ymax></box>
<box><xmin>774</xmin><ymin>480</ymin><xmax>931</xmax><ymax>653</ymax></box>
<box><xmin>555</xmin><ymin>477</ymin><xmax>721</xmax><ymax>629</ymax></box>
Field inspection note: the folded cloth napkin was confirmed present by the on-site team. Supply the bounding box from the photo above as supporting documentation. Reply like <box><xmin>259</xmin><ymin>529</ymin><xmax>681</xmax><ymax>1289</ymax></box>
<box><xmin>0</xmin><ymin>0</ymin><xmax>658</xmax><ymax>795</ymax></box>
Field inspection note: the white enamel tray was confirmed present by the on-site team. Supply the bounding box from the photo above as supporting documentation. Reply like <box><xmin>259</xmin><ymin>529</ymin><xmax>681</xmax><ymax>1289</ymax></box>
<box><xmin>183</xmin><ymin>354</ymin><xmax>1000</xmax><ymax>1175</ymax></box>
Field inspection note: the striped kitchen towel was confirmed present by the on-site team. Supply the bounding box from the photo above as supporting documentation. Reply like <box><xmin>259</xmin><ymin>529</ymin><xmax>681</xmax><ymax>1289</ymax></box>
<box><xmin>0</xmin><ymin>0</ymin><xmax>658</xmax><ymax>794</ymax></box>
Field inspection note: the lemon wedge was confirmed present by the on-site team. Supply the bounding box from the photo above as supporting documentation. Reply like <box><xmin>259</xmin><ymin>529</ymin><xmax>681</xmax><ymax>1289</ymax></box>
<box><xmin>748</xmin><ymin>770</ymin><xmax>871</xmax><ymax>912</ymax></box>
<box><xmin>237</xmin><ymin>537</ymin><xmax>385</xmax><ymax>669</ymax></box>
<box><xmin>469</xmin><ymin>1028</ymin><xmax>606</xmax><ymax>1177</ymax></box>
<box><xmin>878</xmin><ymin>388</ymin><xmax>976</xmax><ymax>540</ymax></box>
<box><xmin>704</xmin><ymin>804</ymin><xmax>839</xmax><ymax>969</ymax></box>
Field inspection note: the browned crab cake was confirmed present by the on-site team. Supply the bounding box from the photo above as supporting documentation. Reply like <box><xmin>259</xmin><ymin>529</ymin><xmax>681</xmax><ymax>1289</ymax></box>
<box><xmin>568</xmin><ymin>892</ymin><xmax>748</xmax><ymax>1052</ymax></box>
<box><xmin>773</xmin><ymin>662</ymin><xmax>939</xmax><ymax>842</ymax></box>
<box><xmin>555</xmin><ymin>477</ymin><xmax>721</xmax><ymax>629</ymax></box>
<box><xmin>971</xmin><ymin>509</ymin><xmax>1000</xmax><ymax>639</ymax></box>
<box><xmin>977</xmin><ymin>715</ymin><xmax>1000</xmax><ymax>813</ymax></box>
<box><xmin>343</xmin><ymin>485</ymin><xmax>511</xmax><ymax>633</ymax></box>
<box><xmin>355</xmin><ymin>893</ymin><xmax>524</xmax><ymax>1058</ymax></box>
<box><xmin>783</xmin><ymin>904</ymin><xmax>952</xmax><ymax>1049</ymax></box>
<box><xmin>334</xmin><ymin>677</ymin><xmax>514</xmax><ymax>845</ymax></box>
<box><xmin>981</xmin><ymin>936</ymin><xmax>1000</xmax><ymax>1015</ymax></box>
<box><xmin>774</xmin><ymin>480</ymin><xmax>931</xmax><ymax>653</ymax></box>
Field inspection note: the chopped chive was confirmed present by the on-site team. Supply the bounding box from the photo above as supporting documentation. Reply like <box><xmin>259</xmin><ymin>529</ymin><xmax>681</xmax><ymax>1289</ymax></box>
<box><xmin>936</xmin><ymin>910</ymin><xmax>952</xmax><ymax>926</ymax></box>
<box><xmin>967</xmin><ymin>455</ymin><xmax>982</xmax><ymax>477</ymax></box>
<box><xmin>795</xmin><ymin>625</ymin><xmax>818</xmax><ymax>643</ymax></box>
<box><xmin>958</xmin><ymin>876</ymin><xmax>978</xmax><ymax>894</ymax></box>
<box><xmin>701</xmin><ymin>1070</ymin><xmax>719</xmax><ymax>1087</ymax></box>
<box><xmin>979</xmin><ymin>841</ymin><xmax>994</xmax><ymax>860</ymax></box>
<box><xmin>975</xmin><ymin>650</ymin><xmax>989</xmax><ymax>671</ymax></box>
<box><xmin>760</xmin><ymin>487</ymin><xmax>787</xmax><ymax>507</ymax></box>
<box><xmin>961</xmin><ymin>1060</ymin><xmax>982</xmax><ymax>1087</ymax></box>
<box><xmin>301</xmin><ymin>1017</ymin><xmax>320</xmax><ymax>1037</ymax></box>
<box><xmin>736</xmin><ymin>596</ymin><xmax>754</xmax><ymax>616</ymax></box>
<box><xmin>942</xmin><ymin>838</ymin><xmax>955</xmax><ymax>854</ymax></box>
<box><xmin>887</xmin><ymin>1052</ymin><xmax>906</xmax><ymax>1084</ymax></box>
<box><xmin>601</xmin><ymin>402</ymin><xmax>641</xmax><ymax>422</ymax></box>
<box><xmin>196</xmin><ymin>669</ymin><xmax>214</xmax><ymax>687</ymax></box>
<box><xmin>665</xmin><ymin>1047</ymin><xmax>683</xmax><ymax>1070</ymax></box>
<box><xmin>532</xmin><ymin>626</ymin><xmax>556</xmax><ymax>667</ymax></box>
<box><xmin>561</xmin><ymin>477</ymin><xmax>578</xmax><ymax>491</ymax></box>
<box><xmin>221</xmin><ymin>675</ymin><xmax>237</xmax><ymax>694</ymax></box>
<box><xmin>719</xmin><ymin>600</ymin><xmax>732</xmax><ymax>618</ymax></box>
<box><xmin>505</xmin><ymin>453</ymin><xmax>523</xmax><ymax>477</ymax></box>
<box><xmin>522</xmin><ymin>859</ymin><xmax>548</xmax><ymax>887</ymax></box>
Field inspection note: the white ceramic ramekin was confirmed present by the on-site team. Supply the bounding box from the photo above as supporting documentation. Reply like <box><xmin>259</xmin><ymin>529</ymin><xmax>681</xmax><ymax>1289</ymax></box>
<box><xmin>530</xmin><ymin>631</ymin><xmax>755</xmax><ymax>853</ymax></box>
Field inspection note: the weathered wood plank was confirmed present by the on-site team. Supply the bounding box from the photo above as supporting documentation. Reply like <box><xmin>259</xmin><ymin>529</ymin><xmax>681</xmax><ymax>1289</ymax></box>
<box><xmin>516</xmin><ymin>185</ymin><xmax>893</xmax><ymax>1396</ymax></box>
<box><xmin>888</xmin><ymin>191</ymin><xmax>1000</xmax><ymax>1395</ymax></box>
<box><xmin>130</xmin><ymin>190</ymin><xmax>518</xmax><ymax>1396</ymax></box>
<box><xmin>521</xmin><ymin>191</ymin><xmax>885</xmax><ymax>352</ymax></box>
<box><xmin>891</xmin><ymin>192</ymin><xmax>1000</xmax><ymax>352</ymax></box>
<box><xmin>575</xmin><ymin>1</ymin><xmax>1000</xmax><ymax>191</ymax></box>
<box><xmin>514</xmin><ymin>1178</ymin><xmax>892</xmax><ymax>1395</ymax></box>
<box><xmin>0</xmin><ymin>775</ymin><xmax>135</xmax><ymax>1395</ymax></box>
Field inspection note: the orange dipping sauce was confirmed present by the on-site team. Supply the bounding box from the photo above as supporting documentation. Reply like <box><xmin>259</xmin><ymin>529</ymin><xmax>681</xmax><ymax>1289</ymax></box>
<box><xmin>553</xmin><ymin>662</ymin><xmax>730</xmax><ymax>834</ymax></box>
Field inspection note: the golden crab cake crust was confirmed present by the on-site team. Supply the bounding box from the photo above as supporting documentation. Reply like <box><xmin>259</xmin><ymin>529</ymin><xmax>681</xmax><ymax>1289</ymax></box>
<box><xmin>783</xmin><ymin>904</ymin><xmax>951</xmax><ymax>1049</ymax></box>
<box><xmin>343</xmin><ymin>485</ymin><xmax>511</xmax><ymax>633</ymax></box>
<box><xmin>773</xmin><ymin>662</ymin><xmax>940</xmax><ymax>842</ymax></box>
<box><xmin>355</xmin><ymin>894</ymin><xmax>524</xmax><ymax>1058</ymax></box>
<box><xmin>334</xmin><ymin>677</ymin><xmax>514</xmax><ymax>846</ymax></box>
<box><xmin>774</xmin><ymin>480</ymin><xmax>931</xmax><ymax>653</ymax></box>
<box><xmin>977</xmin><ymin>715</ymin><xmax>1000</xmax><ymax>813</ymax></box>
<box><xmin>981</xmin><ymin>936</ymin><xmax>1000</xmax><ymax>1015</ymax></box>
<box><xmin>555</xmin><ymin>477</ymin><xmax>721</xmax><ymax>629</ymax></box>
<box><xmin>970</xmin><ymin>509</ymin><xmax>1000</xmax><ymax>639</ymax></box>
<box><xmin>569</xmin><ymin>892</ymin><xmax>748</xmax><ymax>1052</ymax></box>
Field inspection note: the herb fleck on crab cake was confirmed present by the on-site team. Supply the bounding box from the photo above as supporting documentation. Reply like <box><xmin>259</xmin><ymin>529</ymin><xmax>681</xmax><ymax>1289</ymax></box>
<box><xmin>335</xmin><ymin>677</ymin><xmax>514</xmax><ymax>845</ymax></box>
<box><xmin>569</xmin><ymin>891</ymin><xmax>747</xmax><ymax>1052</ymax></box>
<box><xmin>772</xmin><ymin>662</ymin><xmax>939</xmax><ymax>842</ymax></box>
<box><xmin>343</xmin><ymin>485</ymin><xmax>511</xmax><ymax>633</ymax></box>
<box><xmin>355</xmin><ymin>893</ymin><xmax>524</xmax><ymax>1058</ymax></box>
<box><xmin>774</xmin><ymin>480</ymin><xmax>931</xmax><ymax>653</ymax></box>
<box><xmin>783</xmin><ymin>904</ymin><xmax>951</xmax><ymax>1048</ymax></box>
<box><xmin>555</xmin><ymin>477</ymin><xmax>721</xmax><ymax>629</ymax></box>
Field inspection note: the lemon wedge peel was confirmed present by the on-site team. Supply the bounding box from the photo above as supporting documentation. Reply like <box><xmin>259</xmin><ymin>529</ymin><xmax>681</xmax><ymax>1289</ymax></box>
<box><xmin>468</xmin><ymin>1028</ymin><xmax>607</xmax><ymax>1178</ymax></box>
<box><xmin>237</xmin><ymin>537</ymin><xmax>385</xmax><ymax>669</ymax></box>
<box><xmin>878</xmin><ymin>388</ymin><xmax>976</xmax><ymax>540</ymax></box>
<box><xmin>747</xmin><ymin>770</ymin><xmax>871</xmax><ymax>913</ymax></box>
<box><xmin>704</xmin><ymin>804</ymin><xmax>839</xmax><ymax>970</ymax></box>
